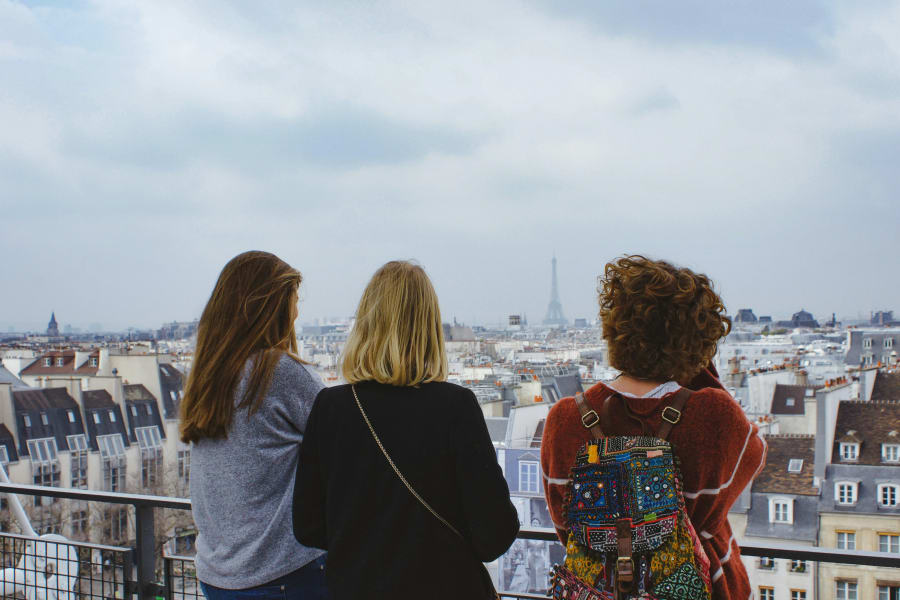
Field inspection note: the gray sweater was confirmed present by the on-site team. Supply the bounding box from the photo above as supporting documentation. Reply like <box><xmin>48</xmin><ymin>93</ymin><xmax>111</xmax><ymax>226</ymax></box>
<box><xmin>190</xmin><ymin>354</ymin><xmax>326</xmax><ymax>588</ymax></box>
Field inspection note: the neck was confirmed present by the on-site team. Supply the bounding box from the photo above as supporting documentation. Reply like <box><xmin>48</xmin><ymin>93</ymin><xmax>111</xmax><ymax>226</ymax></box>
<box><xmin>608</xmin><ymin>373</ymin><xmax>670</xmax><ymax>396</ymax></box>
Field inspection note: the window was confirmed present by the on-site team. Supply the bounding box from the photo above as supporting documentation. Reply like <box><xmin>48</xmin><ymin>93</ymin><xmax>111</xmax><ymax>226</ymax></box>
<box><xmin>108</xmin><ymin>410</ymin><xmax>116</xmax><ymax>422</ymax></box>
<box><xmin>836</xmin><ymin>581</ymin><xmax>858</xmax><ymax>600</ymax></box>
<box><xmin>27</xmin><ymin>438</ymin><xmax>60</xmax><ymax>506</ymax></box>
<box><xmin>66</xmin><ymin>409</ymin><xmax>75</xmax><ymax>423</ymax></box>
<box><xmin>759</xmin><ymin>587</ymin><xmax>774</xmax><ymax>600</ymax></box>
<box><xmin>887</xmin><ymin>338</ymin><xmax>895</xmax><ymax>349</ymax></box>
<box><xmin>67</xmin><ymin>434</ymin><xmax>88</xmax><ymax>489</ymax></box>
<box><xmin>23</xmin><ymin>414</ymin><xmax>31</xmax><ymax>428</ymax></box>
<box><xmin>145</xmin><ymin>404</ymin><xmax>152</xmax><ymax>415</ymax></box>
<box><xmin>880</xmin><ymin>484</ymin><xmax>900</xmax><ymax>507</ymax></box>
<box><xmin>135</xmin><ymin>426</ymin><xmax>163</xmax><ymax>488</ymax></box>
<box><xmin>518</xmin><ymin>461</ymin><xmax>539</xmax><ymax>494</ymax></box>
<box><xmin>879</xmin><ymin>534</ymin><xmax>900</xmax><ymax>553</ymax></box>
<box><xmin>879</xmin><ymin>585</ymin><xmax>900</xmax><ymax>600</ymax></box>
<box><xmin>788</xmin><ymin>459</ymin><xmax>804</xmax><ymax>473</ymax></box>
<box><xmin>770</xmin><ymin>498</ymin><xmax>793</xmax><ymax>524</ymax></box>
<box><xmin>786</xmin><ymin>397</ymin><xmax>795</xmax><ymax>406</ymax></box>
<box><xmin>884</xmin><ymin>445</ymin><xmax>900</xmax><ymax>463</ymax></box>
<box><xmin>93</xmin><ymin>412</ymin><xmax>100</xmax><ymax>424</ymax></box>
<box><xmin>836</xmin><ymin>482</ymin><xmax>858</xmax><ymax>505</ymax></box>
<box><xmin>837</xmin><ymin>531</ymin><xmax>856</xmax><ymax>550</ymax></box>
<box><xmin>103</xmin><ymin>507</ymin><xmax>128</xmax><ymax>543</ymax></box>
<box><xmin>40</xmin><ymin>413</ymin><xmax>48</xmax><ymax>426</ymax></box>
<box><xmin>758</xmin><ymin>557</ymin><xmax>775</xmax><ymax>570</ymax></box>
<box><xmin>71</xmin><ymin>509</ymin><xmax>88</xmax><ymax>537</ymax></box>
<box><xmin>791</xmin><ymin>591</ymin><xmax>807</xmax><ymax>600</ymax></box>
<box><xmin>840</xmin><ymin>443</ymin><xmax>859</xmax><ymax>461</ymax></box>
<box><xmin>43</xmin><ymin>358</ymin><xmax>51</xmax><ymax>367</ymax></box>
<box><xmin>97</xmin><ymin>434</ymin><xmax>126</xmax><ymax>492</ymax></box>
<box><xmin>130</xmin><ymin>405</ymin><xmax>138</xmax><ymax>417</ymax></box>
<box><xmin>177</xmin><ymin>447</ymin><xmax>191</xmax><ymax>497</ymax></box>
<box><xmin>865</xmin><ymin>338</ymin><xmax>873</xmax><ymax>348</ymax></box>
<box><xmin>89</xmin><ymin>357</ymin><xmax>98</xmax><ymax>367</ymax></box>
<box><xmin>56</xmin><ymin>357</ymin><xmax>64</xmax><ymax>367</ymax></box>
<box><xmin>0</xmin><ymin>446</ymin><xmax>9</xmax><ymax>467</ymax></box>
<box><xmin>790</xmin><ymin>560</ymin><xmax>807</xmax><ymax>573</ymax></box>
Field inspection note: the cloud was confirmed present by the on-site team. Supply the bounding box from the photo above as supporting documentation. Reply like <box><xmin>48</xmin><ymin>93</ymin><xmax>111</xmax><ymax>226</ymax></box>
<box><xmin>1</xmin><ymin>0</ymin><xmax>900</xmax><ymax>329</ymax></box>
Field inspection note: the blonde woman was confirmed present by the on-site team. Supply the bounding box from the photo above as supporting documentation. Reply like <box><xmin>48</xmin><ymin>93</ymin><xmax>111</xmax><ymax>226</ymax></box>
<box><xmin>293</xmin><ymin>261</ymin><xmax>519</xmax><ymax>599</ymax></box>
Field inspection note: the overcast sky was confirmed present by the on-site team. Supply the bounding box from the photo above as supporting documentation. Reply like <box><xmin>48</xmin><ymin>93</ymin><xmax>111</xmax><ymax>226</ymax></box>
<box><xmin>1</xmin><ymin>1</ymin><xmax>899</xmax><ymax>331</ymax></box>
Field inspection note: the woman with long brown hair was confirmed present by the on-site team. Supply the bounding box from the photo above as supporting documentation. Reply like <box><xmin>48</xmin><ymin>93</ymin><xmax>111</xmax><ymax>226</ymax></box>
<box><xmin>292</xmin><ymin>260</ymin><xmax>519</xmax><ymax>599</ymax></box>
<box><xmin>182</xmin><ymin>251</ymin><xmax>327</xmax><ymax>600</ymax></box>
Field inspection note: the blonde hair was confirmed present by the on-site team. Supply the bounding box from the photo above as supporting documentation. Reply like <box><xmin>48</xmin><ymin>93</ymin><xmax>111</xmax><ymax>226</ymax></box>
<box><xmin>342</xmin><ymin>261</ymin><xmax>448</xmax><ymax>386</ymax></box>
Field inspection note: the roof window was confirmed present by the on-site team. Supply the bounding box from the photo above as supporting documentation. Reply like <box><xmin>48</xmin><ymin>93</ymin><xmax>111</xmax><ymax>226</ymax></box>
<box><xmin>788</xmin><ymin>459</ymin><xmax>804</xmax><ymax>473</ymax></box>
<box><xmin>879</xmin><ymin>484</ymin><xmax>900</xmax><ymax>508</ymax></box>
<box><xmin>43</xmin><ymin>358</ymin><xmax>51</xmax><ymax>367</ymax></box>
<box><xmin>56</xmin><ymin>358</ymin><xmax>64</xmax><ymax>367</ymax></box>
<box><xmin>786</xmin><ymin>397</ymin><xmax>795</xmax><ymax>407</ymax></box>
<box><xmin>135</xmin><ymin>426</ymin><xmax>163</xmax><ymax>450</ymax></box>
<box><xmin>108</xmin><ymin>410</ymin><xmax>116</xmax><ymax>423</ymax></box>
<box><xmin>836</xmin><ymin>481</ymin><xmax>858</xmax><ymax>505</ymax></box>
<box><xmin>23</xmin><ymin>415</ymin><xmax>31</xmax><ymax>428</ymax></box>
<box><xmin>840</xmin><ymin>443</ymin><xmax>859</xmax><ymax>462</ymax></box>
<box><xmin>883</xmin><ymin>444</ymin><xmax>900</xmax><ymax>463</ymax></box>
<box><xmin>97</xmin><ymin>434</ymin><xmax>126</xmax><ymax>458</ymax></box>
<box><xmin>66</xmin><ymin>410</ymin><xmax>75</xmax><ymax>423</ymax></box>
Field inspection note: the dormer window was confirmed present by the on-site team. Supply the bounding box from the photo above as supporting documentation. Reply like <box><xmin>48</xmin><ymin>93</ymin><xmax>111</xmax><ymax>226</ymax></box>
<box><xmin>56</xmin><ymin>358</ymin><xmax>64</xmax><ymax>367</ymax></box>
<box><xmin>864</xmin><ymin>338</ymin><xmax>873</xmax><ymax>349</ymax></box>
<box><xmin>90</xmin><ymin>357</ymin><xmax>98</xmax><ymax>367</ymax></box>
<box><xmin>836</xmin><ymin>482</ymin><xmax>858</xmax><ymax>505</ymax></box>
<box><xmin>840</xmin><ymin>443</ymin><xmax>859</xmax><ymax>462</ymax></box>
<box><xmin>887</xmin><ymin>338</ymin><xmax>895</xmax><ymax>349</ymax></box>
<box><xmin>769</xmin><ymin>497</ymin><xmax>793</xmax><ymax>524</ymax></box>
<box><xmin>788</xmin><ymin>459</ymin><xmax>804</xmax><ymax>473</ymax></box>
<box><xmin>883</xmin><ymin>445</ymin><xmax>900</xmax><ymax>463</ymax></box>
<box><xmin>43</xmin><ymin>358</ymin><xmax>51</xmax><ymax>367</ymax></box>
<box><xmin>879</xmin><ymin>484</ymin><xmax>899</xmax><ymax>507</ymax></box>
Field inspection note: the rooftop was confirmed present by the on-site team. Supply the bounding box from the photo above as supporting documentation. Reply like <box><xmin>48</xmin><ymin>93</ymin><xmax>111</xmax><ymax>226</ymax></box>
<box><xmin>753</xmin><ymin>434</ymin><xmax>817</xmax><ymax>496</ymax></box>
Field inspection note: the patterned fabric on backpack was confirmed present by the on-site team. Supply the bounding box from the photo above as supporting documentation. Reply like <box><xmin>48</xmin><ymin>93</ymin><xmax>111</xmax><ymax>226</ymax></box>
<box><xmin>549</xmin><ymin>391</ymin><xmax>711</xmax><ymax>600</ymax></box>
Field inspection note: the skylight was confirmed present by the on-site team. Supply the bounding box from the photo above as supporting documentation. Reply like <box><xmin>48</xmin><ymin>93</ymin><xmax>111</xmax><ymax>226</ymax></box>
<box><xmin>788</xmin><ymin>459</ymin><xmax>804</xmax><ymax>473</ymax></box>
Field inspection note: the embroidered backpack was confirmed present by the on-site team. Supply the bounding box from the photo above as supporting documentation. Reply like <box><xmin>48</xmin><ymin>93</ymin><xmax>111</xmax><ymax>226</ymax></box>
<box><xmin>549</xmin><ymin>389</ymin><xmax>712</xmax><ymax>600</ymax></box>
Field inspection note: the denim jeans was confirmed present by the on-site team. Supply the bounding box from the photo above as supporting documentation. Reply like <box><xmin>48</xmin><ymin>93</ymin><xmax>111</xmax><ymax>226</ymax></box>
<box><xmin>200</xmin><ymin>555</ymin><xmax>328</xmax><ymax>600</ymax></box>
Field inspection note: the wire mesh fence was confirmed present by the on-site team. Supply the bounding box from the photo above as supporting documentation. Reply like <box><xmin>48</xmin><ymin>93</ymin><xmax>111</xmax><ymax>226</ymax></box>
<box><xmin>0</xmin><ymin>531</ymin><xmax>132</xmax><ymax>600</ymax></box>
<box><xmin>163</xmin><ymin>556</ymin><xmax>200</xmax><ymax>600</ymax></box>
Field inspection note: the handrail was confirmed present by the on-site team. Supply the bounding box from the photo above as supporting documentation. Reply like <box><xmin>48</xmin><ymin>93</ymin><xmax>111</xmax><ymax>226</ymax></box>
<box><xmin>4</xmin><ymin>484</ymin><xmax>900</xmax><ymax>600</ymax></box>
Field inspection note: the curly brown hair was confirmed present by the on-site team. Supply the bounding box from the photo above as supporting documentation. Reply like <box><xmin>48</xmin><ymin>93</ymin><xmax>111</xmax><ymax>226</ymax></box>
<box><xmin>598</xmin><ymin>255</ymin><xmax>731</xmax><ymax>383</ymax></box>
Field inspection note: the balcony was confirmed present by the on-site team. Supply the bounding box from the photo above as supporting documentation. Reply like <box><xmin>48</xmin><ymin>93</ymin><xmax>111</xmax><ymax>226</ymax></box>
<box><xmin>2</xmin><ymin>482</ymin><xmax>900</xmax><ymax>600</ymax></box>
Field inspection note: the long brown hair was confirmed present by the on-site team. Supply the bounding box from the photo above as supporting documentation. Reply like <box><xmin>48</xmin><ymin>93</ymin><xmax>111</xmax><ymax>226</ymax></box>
<box><xmin>180</xmin><ymin>251</ymin><xmax>302</xmax><ymax>443</ymax></box>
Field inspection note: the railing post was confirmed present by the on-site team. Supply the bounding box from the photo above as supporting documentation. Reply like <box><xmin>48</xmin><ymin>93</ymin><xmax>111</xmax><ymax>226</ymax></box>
<box><xmin>135</xmin><ymin>504</ymin><xmax>157</xmax><ymax>600</ymax></box>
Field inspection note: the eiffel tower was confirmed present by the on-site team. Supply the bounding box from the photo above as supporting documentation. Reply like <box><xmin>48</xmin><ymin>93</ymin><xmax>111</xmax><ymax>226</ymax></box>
<box><xmin>543</xmin><ymin>255</ymin><xmax>567</xmax><ymax>327</ymax></box>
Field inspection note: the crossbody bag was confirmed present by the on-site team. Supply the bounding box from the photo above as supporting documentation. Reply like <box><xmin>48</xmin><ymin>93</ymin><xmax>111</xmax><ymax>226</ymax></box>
<box><xmin>352</xmin><ymin>385</ymin><xmax>500</xmax><ymax>599</ymax></box>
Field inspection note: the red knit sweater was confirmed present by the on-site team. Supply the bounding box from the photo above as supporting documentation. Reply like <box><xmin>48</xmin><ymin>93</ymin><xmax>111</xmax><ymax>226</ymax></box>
<box><xmin>540</xmin><ymin>369</ymin><xmax>766</xmax><ymax>600</ymax></box>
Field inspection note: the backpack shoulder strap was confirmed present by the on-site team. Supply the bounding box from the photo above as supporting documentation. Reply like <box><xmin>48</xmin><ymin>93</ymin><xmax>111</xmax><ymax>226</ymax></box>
<box><xmin>655</xmin><ymin>387</ymin><xmax>692</xmax><ymax>440</ymax></box>
<box><xmin>574</xmin><ymin>392</ymin><xmax>605</xmax><ymax>438</ymax></box>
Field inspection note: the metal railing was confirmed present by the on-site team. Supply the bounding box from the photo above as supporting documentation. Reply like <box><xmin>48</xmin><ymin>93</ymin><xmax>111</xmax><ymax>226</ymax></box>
<box><xmin>3</xmin><ymin>483</ymin><xmax>900</xmax><ymax>600</ymax></box>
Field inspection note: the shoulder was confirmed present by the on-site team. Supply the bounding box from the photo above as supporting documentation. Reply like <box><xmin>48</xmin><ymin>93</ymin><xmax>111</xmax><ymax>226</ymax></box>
<box><xmin>686</xmin><ymin>387</ymin><xmax>745</xmax><ymax>421</ymax></box>
<box><xmin>272</xmin><ymin>353</ymin><xmax>324</xmax><ymax>393</ymax></box>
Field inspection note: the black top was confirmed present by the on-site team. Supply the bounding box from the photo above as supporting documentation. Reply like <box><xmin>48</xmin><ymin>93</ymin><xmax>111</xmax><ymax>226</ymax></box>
<box><xmin>293</xmin><ymin>381</ymin><xmax>520</xmax><ymax>599</ymax></box>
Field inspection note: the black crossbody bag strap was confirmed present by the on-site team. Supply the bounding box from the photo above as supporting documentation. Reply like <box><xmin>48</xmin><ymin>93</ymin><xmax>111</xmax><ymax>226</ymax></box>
<box><xmin>352</xmin><ymin>385</ymin><xmax>500</xmax><ymax>599</ymax></box>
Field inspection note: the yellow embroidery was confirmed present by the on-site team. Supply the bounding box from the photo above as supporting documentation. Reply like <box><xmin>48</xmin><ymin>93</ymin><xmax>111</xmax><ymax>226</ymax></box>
<box><xmin>564</xmin><ymin>532</ymin><xmax>605</xmax><ymax>585</ymax></box>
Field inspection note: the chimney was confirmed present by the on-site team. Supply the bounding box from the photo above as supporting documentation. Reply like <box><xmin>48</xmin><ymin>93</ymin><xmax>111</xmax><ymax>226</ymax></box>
<box><xmin>795</xmin><ymin>370</ymin><xmax>809</xmax><ymax>387</ymax></box>
<box><xmin>97</xmin><ymin>348</ymin><xmax>112</xmax><ymax>376</ymax></box>
<box><xmin>0</xmin><ymin>383</ymin><xmax>15</xmax><ymax>445</ymax></box>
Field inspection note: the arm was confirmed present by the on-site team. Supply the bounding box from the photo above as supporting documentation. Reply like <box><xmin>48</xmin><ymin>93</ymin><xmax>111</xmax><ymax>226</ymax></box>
<box><xmin>683</xmin><ymin>393</ymin><xmax>767</xmax><ymax>535</ymax></box>
<box><xmin>453</xmin><ymin>391</ymin><xmax>520</xmax><ymax>561</ymax></box>
<box><xmin>278</xmin><ymin>357</ymin><xmax>325</xmax><ymax>433</ymax></box>
<box><xmin>540</xmin><ymin>401</ymin><xmax>571</xmax><ymax>544</ymax></box>
<box><xmin>292</xmin><ymin>391</ymin><xmax>327</xmax><ymax>549</ymax></box>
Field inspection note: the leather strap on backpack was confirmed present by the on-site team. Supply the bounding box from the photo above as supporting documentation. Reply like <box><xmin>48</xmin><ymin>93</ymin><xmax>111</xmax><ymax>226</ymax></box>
<box><xmin>655</xmin><ymin>388</ymin><xmax>692</xmax><ymax>441</ymax></box>
<box><xmin>615</xmin><ymin>519</ymin><xmax>634</xmax><ymax>597</ymax></box>
<box><xmin>574</xmin><ymin>392</ymin><xmax>605</xmax><ymax>437</ymax></box>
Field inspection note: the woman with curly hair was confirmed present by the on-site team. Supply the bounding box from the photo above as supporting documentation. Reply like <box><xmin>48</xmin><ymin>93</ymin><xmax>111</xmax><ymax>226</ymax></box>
<box><xmin>541</xmin><ymin>255</ymin><xmax>766</xmax><ymax>600</ymax></box>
